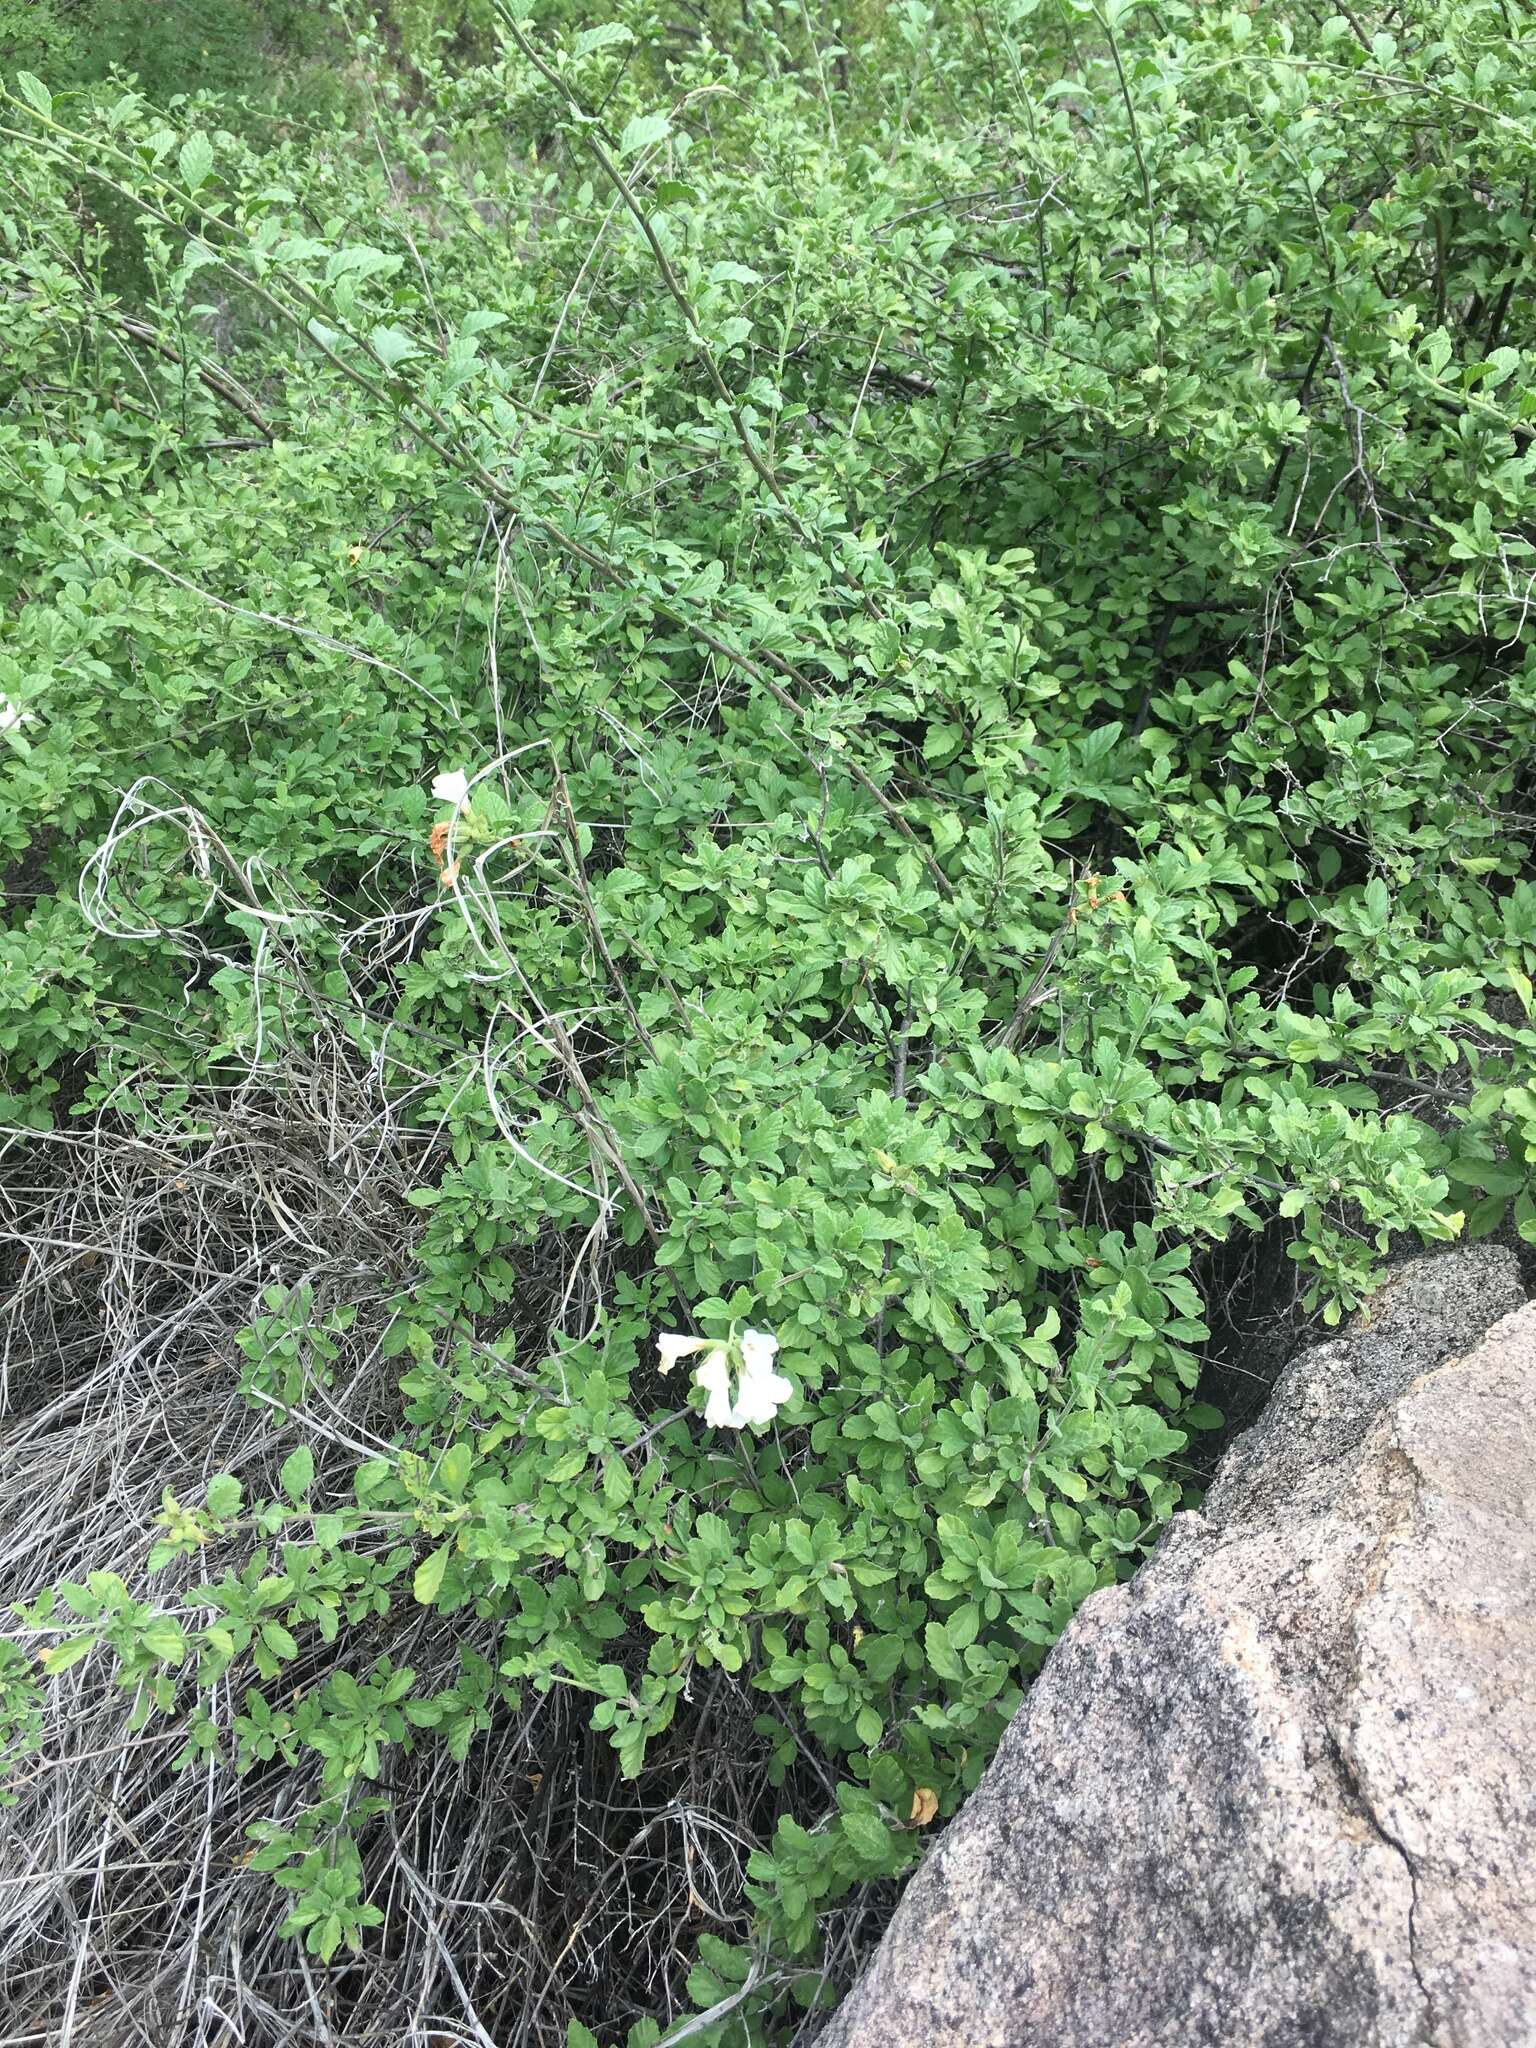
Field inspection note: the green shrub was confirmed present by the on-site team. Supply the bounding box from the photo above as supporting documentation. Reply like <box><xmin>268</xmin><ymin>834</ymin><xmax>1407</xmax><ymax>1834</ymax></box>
<box><xmin>2</xmin><ymin>2</ymin><xmax>1533</xmax><ymax>2038</ymax></box>
<box><xmin>0</xmin><ymin>0</ymin><xmax>341</xmax><ymax>112</ymax></box>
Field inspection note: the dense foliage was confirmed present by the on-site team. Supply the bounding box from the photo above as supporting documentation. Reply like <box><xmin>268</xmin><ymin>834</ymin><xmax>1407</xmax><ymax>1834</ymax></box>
<box><xmin>2</xmin><ymin>1</ymin><xmax>1534</xmax><ymax>2040</ymax></box>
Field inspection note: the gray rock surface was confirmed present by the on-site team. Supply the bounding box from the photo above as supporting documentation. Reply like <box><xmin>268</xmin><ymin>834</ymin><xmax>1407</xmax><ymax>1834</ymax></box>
<box><xmin>1204</xmin><ymin>1243</ymin><xmax>1525</xmax><ymax>1525</ymax></box>
<box><xmin>821</xmin><ymin>1250</ymin><xmax>1536</xmax><ymax>2048</ymax></box>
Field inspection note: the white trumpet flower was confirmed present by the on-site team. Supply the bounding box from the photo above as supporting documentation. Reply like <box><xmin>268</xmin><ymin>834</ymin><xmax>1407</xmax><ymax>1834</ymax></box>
<box><xmin>731</xmin><ymin>1328</ymin><xmax>794</xmax><ymax>1426</ymax></box>
<box><xmin>693</xmin><ymin>1344</ymin><xmax>739</xmax><ymax>1429</ymax></box>
<box><xmin>431</xmin><ymin>767</ymin><xmax>471</xmax><ymax>806</ymax></box>
<box><xmin>656</xmin><ymin>1332</ymin><xmax>712</xmax><ymax>1375</ymax></box>
<box><xmin>654</xmin><ymin>1325</ymin><xmax>793</xmax><ymax>1430</ymax></box>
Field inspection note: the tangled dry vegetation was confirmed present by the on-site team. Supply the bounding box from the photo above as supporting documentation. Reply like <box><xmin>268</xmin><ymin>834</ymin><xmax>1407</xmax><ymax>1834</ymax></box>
<box><xmin>4</xmin><ymin>1</ymin><xmax>1536</xmax><ymax>2042</ymax></box>
<box><xmin>3</xmin><ymin>827</ymin><xmax>896</xmax><ymax>2043</ymax></box>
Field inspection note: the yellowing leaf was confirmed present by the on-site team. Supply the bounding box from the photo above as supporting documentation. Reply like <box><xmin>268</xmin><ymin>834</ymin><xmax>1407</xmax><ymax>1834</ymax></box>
<box><xmin>40</xmin><ymin>1635</ymin><xmax>94</xmax><ymax>1675</ymax></box>
<box><xmin>910</xmin><ymin>1786</ymin><xmax>939</xmax><ymax>1826</ymax></box>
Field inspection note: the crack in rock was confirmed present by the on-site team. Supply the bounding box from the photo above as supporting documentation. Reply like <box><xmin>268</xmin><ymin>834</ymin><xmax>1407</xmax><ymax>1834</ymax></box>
<box><xmin>1323</xmin><ymin>1726</ymin><xmax>1435</xmax><ymax>2023</ymax></box>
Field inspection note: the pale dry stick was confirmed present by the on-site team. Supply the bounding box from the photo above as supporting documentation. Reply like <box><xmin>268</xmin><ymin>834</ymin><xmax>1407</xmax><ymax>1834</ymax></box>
<box><xmin>659</xmin><ymin>1952</ymin><xmax>773</xmax><ymax>2046</ymax></box>
<box><xmin>393</xmin><ymin>1853</ymin><xmax>501</xmax><ymax>2048</ymax></box>
<box><xmin>108</xmin><ymin>313</ymin><xmax>275</xmax><ymax>440</ymax></box>
<box><xmin>484</xmin><ymin>507</ymin><xmax>515</xmax><ymax>767</ymax></box>
<box><xmin>575</xmin><ymin>1106</ymin><xmax>667</xmax><ymax>1259</ymax></box>
<box><xmin>504</xmin><ymin>987</ymin><xmax>669</xmax><ymax>1256</ymax></box>
<box><xmin>481</xmin><ymin>1009</ymin><xmax>608</xmax><ymax>1210</ymax></box>
<box><xmin>56</xmin><ymin>1697</ymin><xmax>140</xmax><ymax>2043</ymax></box>
<box><xmin>1285</xmin><ymin>438</ymin><xmax>1315</xmax><ymax>541</ymax></box>
<box><xmin>1214</xmin><ymin>50</ymin><xmax>1536</xmax><ymax>141</ymax></box>
<box><xmin>758</xmin><ymin>712</ymin><xmax>951</xmax><ymax>896</ymax></box>
<box><xmin>522</xmin><ymin>1806</ymin><xmax>682</xmax><ymax>2030</ymax></box>
<box><xmin>487</xmin><ymin>988</ymin><xmax>661</xmax><ymax>1258</ymax></box>
<box><xmin>990</xmin><ymin>906</ymin><xmax>1074</xmax><ymax>1050</ymax></box>
<box><xmin>796</xmin><ymin>0</ymin><xmax>841</xmax><ymax>148</ymax></box>
<box><xmin>77</xmin><ymin>781</ymin><xmax>220</xmax><ymax>942</ymax></box>
<box><xmin>296</xmin><ymin>1946</ymin><xmax>338</xmax><ymax>2047</ymax></box>
<box><xmin>433</xmin><ymin>746</ymin><xmax>560</xmax><ymax>978</ymax></box>
<box><xmin>495</xmin><ymin>522</ymin><xmax>552</xmax><ymax>707</ymax></box>
<box><xmin>1323</xmin><ymin>336</ymin><xmax>1390</xmax><ymax>557</ymax></box>
<box><xmin>525</xmin><ymin>189</ymin><xmax>626</xmax><ymax>413</ymax></box>
<box><xmin>550</xmin><ymin>763</ymin><xmax>659</xmax><ymax>1060</ymax></box>
<box><xmin>1094</xmin><ymin>7</ymin><xmax>1163</xmax><ymax>359</ymax></box>
<box><xmin>550</xmin><ymin>1198</ymin><xmax>615</xmax><ymax>1341</ymax></box>
<box><xmin>1499</xmin><ymin>562</ymin><xmax>1536</xmax><ymax>651</ymax></box>
<box><xmin>169</xmin><ymin>1747</ymin><xmax>220</xmax><ymax>2039</ymax></box>
<box><xmin>355</xmin><ymin>70</ymin><xmax>451</xmax><ymax>349</ymax></box>
<box><xmin>243</xmin><ymin>1375</ymin><xmax>402</xmax><ymax>1467</ymax></box>
<box><xmin>451</xmin><ymin>817</ymin><xmax>567</xmax><ymax>974</ymax></box>
<box><xmin>848</xmin><ymin>319</ymin><xmax>887</xmax><ymax>444</ymax></box>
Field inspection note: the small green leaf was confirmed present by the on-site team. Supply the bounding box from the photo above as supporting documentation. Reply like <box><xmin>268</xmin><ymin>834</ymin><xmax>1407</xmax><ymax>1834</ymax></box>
<box><xmin>413</xmin><ymin>1543</ymin><xmax>451</xmax><ymax>1605</ymax></box>
<box><xmin>280</xmin><ymin>1445</ymin><xmax>316</xmax><ymax>1502</ymax></box>
<box><xmin>840</xmin><ymin>1807</ymin><xmax>892</xmax><ymax>1861</ymax></box>
<box><xmin>618</xmin><ymin>112</ymin><xmax>671</xmax><ymax>158</ymax></box>
<box><xmin>436</xmin><ymin>1441</ymin><xmax>472</xmax><ymax>1498</ymax></box>
<box><xmin>15</xmin><ymin>72</ymin><xmax>51</xmax><ymax>118</ymax></box>
<box><xmin>206</xmin><ymin>1473</ymin><xmax>243</xmax><ymax>1519</ymax></box>
<box><xmin>1182</xmin><ymin>1402</ymin><xmax>1224</xmax><ymax>1431</ymax></box>
<box><xmin>141</xmin><ymin>1619</ymin><xmax>187</xmax><ymax>1664</ymax></box>
<box><xmin>1466</xmin><ymin>1192</ymin><xmax>1509</xmax><ymax>1239</ymax></box>
<box><xmin>574</xmin><ymin>22</ymin><xmax>633</xmax><ymax>55</ymax></box>
<box><xmin>370</xmin><ymin>324</ymin><xmax>419</xmax><ymax>371</ymax></box>
<box><xmin>260</xmin><ymin>1621</ymin><xmax>298</xmax><ymax>1661</ymax></box>
<box><xmin>1483</xmin><ymin>346</ymin><xmax>1521</xmax><ymax>390</ymax></box>
<box><xmin>178</xmin><ymin>131</ymin><xmax>214</xmax><ymax>193</ymax></box>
